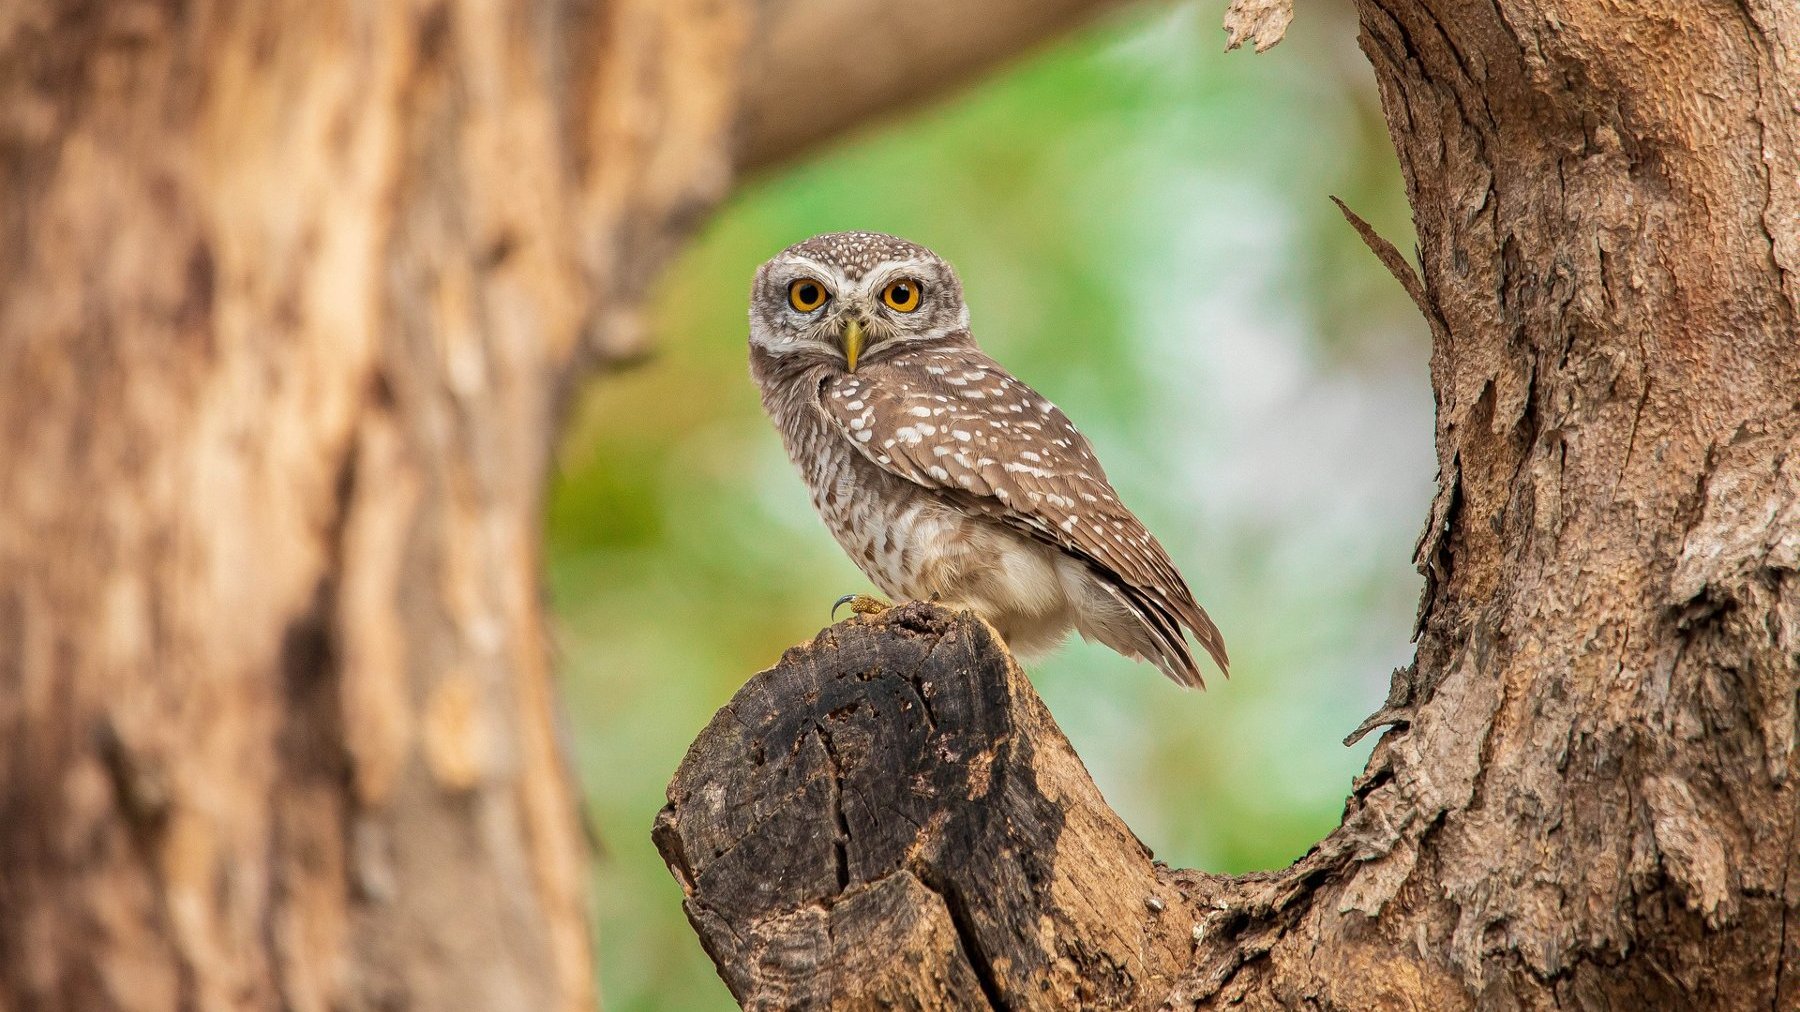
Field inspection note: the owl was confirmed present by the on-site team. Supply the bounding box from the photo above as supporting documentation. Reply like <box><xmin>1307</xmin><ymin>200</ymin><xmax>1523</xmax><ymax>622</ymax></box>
<box><xmin>749</xmin><ymin>232</ymin><xmax>1227</xmax><ymax>686</ymax></box>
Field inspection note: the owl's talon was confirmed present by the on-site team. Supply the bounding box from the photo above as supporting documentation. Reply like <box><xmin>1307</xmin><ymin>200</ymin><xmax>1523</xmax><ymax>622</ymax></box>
<box><xmin>832</xmin><ymin>593</ymin><xmax>891</xmax><ymax>620</ymax></box>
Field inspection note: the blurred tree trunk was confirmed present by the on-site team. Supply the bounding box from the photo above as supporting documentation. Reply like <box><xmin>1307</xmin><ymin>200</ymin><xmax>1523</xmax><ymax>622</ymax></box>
<box><xmin>0</xmin><ymin>3</ymin><xmax>727</xmax><ymax>1008</ymax></box>
<box><xmin>0</xmin><ymin>2</ymin><xmax>1130</xmax><ymax>1009</ymax></box>
<box><xmin>658</xmin><ymin>0</ymin><xmax>1800</xmax><ymax>1010</ymax></box>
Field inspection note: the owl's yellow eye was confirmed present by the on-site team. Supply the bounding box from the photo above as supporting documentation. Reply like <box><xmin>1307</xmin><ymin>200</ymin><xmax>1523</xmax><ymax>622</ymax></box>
<box><xmin>881</xmin><ymin>279</ymin><xmax>922</xmax><ymax>313</ymax></box>
<box><xmin>788</xmin><ymin>279</ymin><xmax>828</xmax><ymax>312</ymax></box>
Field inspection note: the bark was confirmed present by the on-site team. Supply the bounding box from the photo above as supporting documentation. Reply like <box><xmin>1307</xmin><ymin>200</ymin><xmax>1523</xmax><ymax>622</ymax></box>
<box><xmin>0</xmin><ymin>2</ymin><xmax>1117</xmax><ymax>1009</ymax></box>
<box><xmin>0</xmin><ymin>3</ymin><xmax>738</xmax><ymax>1007</ymax></box>
<box><xmin>655</xmin><ymin>605</ymin><xmax>1196</xmax><ymax>1010</ymax></box>
<box><xmin>660</xmin><ymin>0</ymin><xmax>1800</xmax><ymax>1008</ymax></box>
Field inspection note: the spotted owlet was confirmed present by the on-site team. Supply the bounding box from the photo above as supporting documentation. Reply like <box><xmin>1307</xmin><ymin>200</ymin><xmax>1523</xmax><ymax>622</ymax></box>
<box><xmin>749</xmin><ymin>232</ymin><xmax>1228</xmax><ymax>686</ymax></box>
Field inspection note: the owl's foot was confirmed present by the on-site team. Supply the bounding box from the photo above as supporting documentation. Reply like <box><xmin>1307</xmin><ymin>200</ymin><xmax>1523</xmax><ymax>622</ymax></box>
<box><xmin>831</xmin><ymin>593</ymin><xmax>891</xmax><ymax>620</ymax></box>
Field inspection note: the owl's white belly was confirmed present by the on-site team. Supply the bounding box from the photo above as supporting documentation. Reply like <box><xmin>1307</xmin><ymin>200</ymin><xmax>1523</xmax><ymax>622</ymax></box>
<box><xmin>805</xmin><ymin>441</ymin><xmax>1079</xmax><ymax>658</ymax></box>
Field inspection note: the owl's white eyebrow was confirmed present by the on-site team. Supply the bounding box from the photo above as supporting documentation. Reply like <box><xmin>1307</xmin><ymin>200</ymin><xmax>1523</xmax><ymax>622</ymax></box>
<box><xmin>861</xmin><ymin>261</ymin><xmax>933</xmax><ymax>288</ymax></box>
<box><xmin>778</xmin><ymin>256</ymin><xmax>842</xmax><ymax>284</ymax></box>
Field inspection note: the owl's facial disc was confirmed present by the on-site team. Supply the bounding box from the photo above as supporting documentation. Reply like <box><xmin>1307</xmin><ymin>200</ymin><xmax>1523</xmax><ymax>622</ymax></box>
<box><xmin>750</xmin><ymin>235</ymin><xmax>972</xmax><ymax>369</ymax></box>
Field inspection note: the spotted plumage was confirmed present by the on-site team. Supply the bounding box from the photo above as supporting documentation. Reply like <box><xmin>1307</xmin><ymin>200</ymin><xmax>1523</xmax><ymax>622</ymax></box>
<box><xmin>749</xmin><ymin>232</ymin><xmax>1227</xmax><ymax>685</ymax></box>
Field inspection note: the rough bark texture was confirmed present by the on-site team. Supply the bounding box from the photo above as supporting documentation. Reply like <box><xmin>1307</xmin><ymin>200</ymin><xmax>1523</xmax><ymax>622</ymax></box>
<box><xmin>661</xmin><ymin>0</ymin><xmax>1800</xmax><ymax>1008</ymax></box>
<box><xmin>655</xmin><ymin>605</ymin><xmax>1196</xmax><ymax>1010</ymax></box>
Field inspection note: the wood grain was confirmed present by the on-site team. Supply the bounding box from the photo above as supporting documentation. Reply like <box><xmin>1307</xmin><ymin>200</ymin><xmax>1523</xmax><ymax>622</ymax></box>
<box><xmin>656</xmin><ymin>603</ymin><xmax>1198</xmax><ymax>1010</ymax></box>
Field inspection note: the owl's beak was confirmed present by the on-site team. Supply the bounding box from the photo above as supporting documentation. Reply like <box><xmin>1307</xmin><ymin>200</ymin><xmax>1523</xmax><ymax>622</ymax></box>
<box><xmin>840</xmin><ymin>318</ymin><xmax>865</xmax><ymax>372</ymax></box>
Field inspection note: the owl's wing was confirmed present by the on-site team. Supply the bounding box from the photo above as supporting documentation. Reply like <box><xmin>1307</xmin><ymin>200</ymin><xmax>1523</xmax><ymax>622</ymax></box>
<box><xmin>818</xmin><ymin>349</ymin><xmax>1227</xmax><ymax>682</ymax></box>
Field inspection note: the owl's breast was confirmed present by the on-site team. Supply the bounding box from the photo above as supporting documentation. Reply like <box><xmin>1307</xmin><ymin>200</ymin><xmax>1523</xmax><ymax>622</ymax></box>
<box><xmin>758</xmin><ymin>385</ymin><xmax>932</xmax><ymax>597</ymax></box>
<box><xmin>799</xmin><ymin>420</ymin><xmax>944</xmax><ymax>599</ymax></box>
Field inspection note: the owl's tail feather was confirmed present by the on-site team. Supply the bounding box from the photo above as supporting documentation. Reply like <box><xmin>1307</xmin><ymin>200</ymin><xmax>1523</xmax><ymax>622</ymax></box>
<box><xmin>1070</xmin><ymin>569</ymin><xmax>1222</xmax><ymax>689</ymax></box>
<box><xmin>1184</xmin><ymin>604</ymin><xmax>1231</xmax><ymax>680</ymax></box>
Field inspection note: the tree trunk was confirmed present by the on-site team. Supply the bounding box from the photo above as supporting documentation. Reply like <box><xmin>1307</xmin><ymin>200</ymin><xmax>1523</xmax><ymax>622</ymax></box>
<box><xmin>658</xmin><ymin>0</ymin><xmax>1800</xmax><ymax>1008</ymax></box>
<box><xmin>0</xmin><ymin>3</ymin><xmax>736</xmax><ymax>1006</ymax></box>
<box><xmin>0</xmin><ymin>3</ymin><xmax>1130</xmax><ymax>1008</ymax></box>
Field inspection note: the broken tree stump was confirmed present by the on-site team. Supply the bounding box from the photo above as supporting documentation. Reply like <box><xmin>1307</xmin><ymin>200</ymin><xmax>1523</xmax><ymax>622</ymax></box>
<box><xmin>653</xmin><ymin>603</ymin><xmax>1202</xmax><ymax>1010</ymax></box>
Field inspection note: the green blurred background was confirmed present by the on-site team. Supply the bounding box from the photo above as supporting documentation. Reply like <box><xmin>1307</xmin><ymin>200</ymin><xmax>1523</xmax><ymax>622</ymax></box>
<box><xmin>547</xmin><ymin>1</ymin><xmax>1430</xmax><ymax>1007</ymax></box>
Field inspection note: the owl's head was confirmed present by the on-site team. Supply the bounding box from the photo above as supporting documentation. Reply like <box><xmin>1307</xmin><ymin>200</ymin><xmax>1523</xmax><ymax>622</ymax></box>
<box><xmin>749</xmin><ymin>232</ymin><xmax>972</xmax><ymax>371</ymax></box>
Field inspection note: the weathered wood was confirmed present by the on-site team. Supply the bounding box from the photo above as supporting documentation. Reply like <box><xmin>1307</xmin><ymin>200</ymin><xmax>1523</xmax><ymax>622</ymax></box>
<box><xmin>655</xmin><ymin>603</ymin><xmax>1199</xmax><ymax>1011</ymax></box>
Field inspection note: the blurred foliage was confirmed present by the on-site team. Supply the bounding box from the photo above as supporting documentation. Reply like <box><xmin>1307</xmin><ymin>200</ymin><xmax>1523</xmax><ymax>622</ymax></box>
<box><xmin>546</xmin><ymin>2</ymin><xmax>1431</xmax><ymax>1008</ymax></box>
